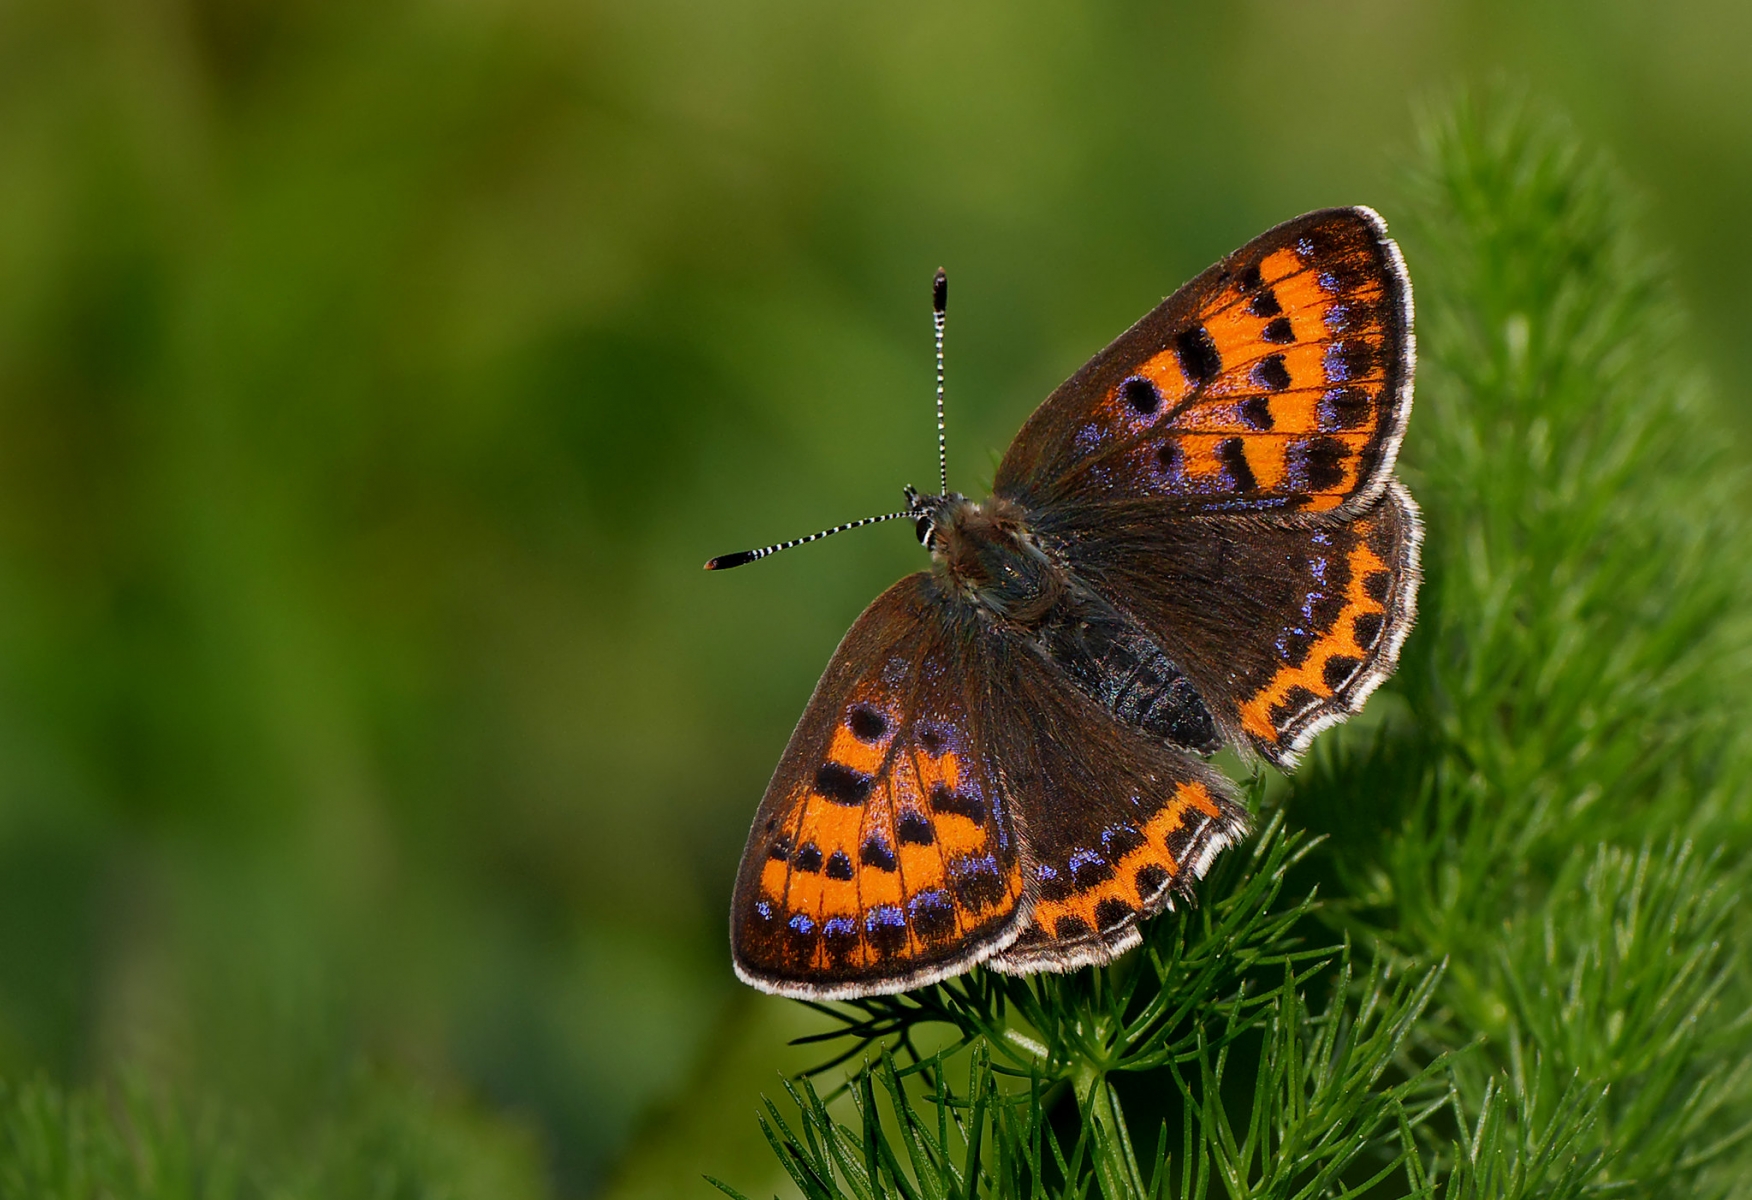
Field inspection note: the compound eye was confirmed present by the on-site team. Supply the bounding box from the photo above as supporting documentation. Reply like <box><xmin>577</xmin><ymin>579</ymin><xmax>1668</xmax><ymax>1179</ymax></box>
<box><xmin>914</xmin><ymin>516</ymin><xmax>932</xmax><ymax>544</ymax></box>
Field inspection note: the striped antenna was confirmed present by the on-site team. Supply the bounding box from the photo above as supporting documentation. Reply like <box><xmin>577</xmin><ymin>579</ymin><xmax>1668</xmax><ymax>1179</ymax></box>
<box><xmin>704</xmin><ymin>509</ymin><xmax>913</xmax><ymax>571</ymax></box>
<box><xmin>933</xmin><ymin>267</ymin><xmax>949</xmax><ymax>494</ymax></box>
<box><xmin>705</xmin><ymin>271</ymin><xmax>949</xmax><ymax>573</ymax></box>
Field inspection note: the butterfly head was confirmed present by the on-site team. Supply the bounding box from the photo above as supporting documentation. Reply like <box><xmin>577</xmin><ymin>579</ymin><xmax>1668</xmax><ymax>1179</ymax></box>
<box><xmin>902</xmin><ymin>484</ymin><xmax>967</xmax><ymax>550</ymax></box>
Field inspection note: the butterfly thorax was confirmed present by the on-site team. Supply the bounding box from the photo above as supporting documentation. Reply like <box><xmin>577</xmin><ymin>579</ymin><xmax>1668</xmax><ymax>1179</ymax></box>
<box><xmin>917</xmin><ymin>492</ymin><xmax>1222</xmax><ymax>754</ymax></box>
<box><xmin>923</xmin><ymin>494</ymin><xmax>1064</xmax><ymax>622</ymax></box>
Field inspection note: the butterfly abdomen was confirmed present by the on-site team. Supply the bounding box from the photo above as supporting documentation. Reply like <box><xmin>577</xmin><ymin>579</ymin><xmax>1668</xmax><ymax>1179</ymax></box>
<box><xmin>1032</xmin><ymin>590</ymin><xmax>1220</xmax><ymax>754</ymax></box>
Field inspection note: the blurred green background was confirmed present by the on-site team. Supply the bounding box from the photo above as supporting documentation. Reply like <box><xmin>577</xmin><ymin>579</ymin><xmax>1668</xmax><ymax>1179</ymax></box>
<box><xmin>0</xmin><ymin>0</ymin><xmax>1748</xmax><ymax>1195</ymax></box>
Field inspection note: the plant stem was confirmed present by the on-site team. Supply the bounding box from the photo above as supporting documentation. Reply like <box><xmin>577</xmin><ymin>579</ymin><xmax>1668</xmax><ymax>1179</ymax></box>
<box><xmin>1074</xmin><ymin>1061</ymin><xmax>1141</xmax><ymax>1200</ymax></box>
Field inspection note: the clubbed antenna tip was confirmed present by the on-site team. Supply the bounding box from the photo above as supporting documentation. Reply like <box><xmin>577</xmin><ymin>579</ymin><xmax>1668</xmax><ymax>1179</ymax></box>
<box><xmin>704</xmin><ymin>510</ymin><xmax>913</xmax><ymax>573</ymax></box>
<box><xmin>931</xmin><ymin>268</ymin><xmax>949</xmax><ymax>493</ymax></box>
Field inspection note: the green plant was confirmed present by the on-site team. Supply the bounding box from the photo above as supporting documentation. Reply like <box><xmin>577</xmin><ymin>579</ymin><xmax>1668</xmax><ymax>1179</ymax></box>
<box><xmin>712</xmin><ymin>93</ymin><xmax>1752</xmax><ymax>1200</ymax></box>
<box><xmin>0</xmin><ymin>1072</ymin><xmax>547</xmax><ymax>1200</ymax></box>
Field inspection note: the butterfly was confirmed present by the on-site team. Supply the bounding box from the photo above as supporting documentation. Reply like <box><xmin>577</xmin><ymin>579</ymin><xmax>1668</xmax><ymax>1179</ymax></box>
<box><xmin>708</xmin><ymin>207</ymin><xmax>1420</xmax><ymax>999</ymax></box>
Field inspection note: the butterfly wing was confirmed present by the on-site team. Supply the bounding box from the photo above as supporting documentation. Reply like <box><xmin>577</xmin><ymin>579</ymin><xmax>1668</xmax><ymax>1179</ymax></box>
<box><xmin>1039</xmin><ymin>480</ymin><xmax>1421</xmax><ymax>768</ymax></box>
<box><xmin>995</xmin><ymin>207</ymin><xmax>1412</xmax><ymax>518</ymax></box>
<box><xmin>976</xmin><ymin>638</ymin><xmax>1250</xmax><ymax>973</ymax></box>
<box><xmin>994</xmin><ymin>206</ymin><xmax>1419</xmax><ymax>767</ymax></box>
<box><xmin>732</xmin><ymin>569</ymin><xmax>1252</xmax><ymax>992</ymax></box>
<box><xmin>731</xmin><ymin>574</ymin><xmax>1028</xmax><ymax>999</ymax></box>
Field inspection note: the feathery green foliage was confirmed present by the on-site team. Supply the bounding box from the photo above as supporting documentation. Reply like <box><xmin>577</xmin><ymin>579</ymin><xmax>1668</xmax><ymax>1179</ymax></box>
<box><xmin>717</xmin><ymin>94</ymin><xmax>1752</xmax><ymax>1200</ymax></box>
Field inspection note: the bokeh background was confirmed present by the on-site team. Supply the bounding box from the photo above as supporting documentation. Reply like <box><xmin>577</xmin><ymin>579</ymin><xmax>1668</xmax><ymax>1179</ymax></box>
<box><xmin>0</xmin><ymin>1</ymin><xmax>1748</xmax><ymax>1195</ymax></box>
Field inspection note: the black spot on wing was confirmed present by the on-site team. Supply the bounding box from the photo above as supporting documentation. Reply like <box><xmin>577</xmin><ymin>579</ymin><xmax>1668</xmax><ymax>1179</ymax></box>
<box><xmin>1248</xmin><ymin>288</ymin><xmax>1282</xmax><ymax>318</ymax></box>
<box><xmin>1101</xmin><ymin>825</ymin><xmax>1145</xmax><ymax>859</ymax></box>
<box><xmin>1318</xmin><ymin>388</ymin><xmax>1373</xmax><ymax>430</ymax></box>
<box><xmin>861</xmin><ymin>836</ymin><xmax>896</xmax><ymax>871</ymax></box>
<box><xmin>930</xmin><ymin>783</ymin><xmax>987</xmax><ymax>824</ymax></box>
<box><xmin>1239</xmin><ymin>396</ymin><xmax>1274</xmax><ymax>431</ymax></box>
<box><xmin>825</xmin><ymin>850</ymin><xmax>855</xmax><ymax>880</ymax></box>
<box><xmin>1054</xmin><ymin>915</ymin><xmax>1092</xmax><ymax>939</ymax></box>
<box><xmin>1316</xmin><ymin>258</ymin><xmax>1374</xmax><ymax>294</ymax></box>
<box><xmin>1036</xmin><ymin>866</ymin><xmax>1074</xmax><ymax>902</ymax></box>
<box><xmin>1174</xmin><ymin>326</ymin><xmax>1222</xmax><ymax>387</ymax></box>
<box><xmin>1070</xmin><ymin>854</ymin><xmax>1115</xmax><ymax>890</ymax></box>
<box><xmin>1252</xmin><ymin>354</ymin><xmax>1292</xmax><ymax>392</ymax></box>
<box><xmin>822</xmin><ymin>916</ymin><xmax>858</xmax><ymax>965</ymax></box>
<box><xmin>794</xmin><ymin>843</ymin><xmax>823</xmax><ymax>873</ymax></box>
<box><xmin>1324</xmin><ymin>300</ymin><xmax>1382</xmax><ymax>335</ymax></box>
<box><xmin>1094</xmin><ymin>897</ymin><xmax>1134</xmax><ymax>931</ymax></box>
<box><xmin>864</xmin><ymin>905</ymin><xmax>907</xmax><ymax>956</ymax></box>
<box><xmin>1324</xmin><ymin>340</ymin><xmax>1378</xmax><ymax>383</ymax></box>
<box><xmin>1276</xmin><ymin>629</ymin><xmax>1313</xmax><ymax>668</ymax></box>
<box><xmin>1291</xmin><ymin>437</ymin><xmax>1349</xmax><ymax>491</ymax></box>
<box><xmin>1135</xmin><ymin>862</ymin><xmax>1170</xmax><ymax>899</ymax></box>
<box><xmin>1323</xmin><ymin>655</ymin><xmax>1361</xmax><ymax>693</ymax></box>
<box><xmin>910</xmin><ymin>889</ymin><xmax>955</xmax><ymax>940</ymax></box>
<box><xmin>1262</xmin><ymin>316</ymin><xmax>1295</xmax><ymax>344</ymax></box>
<box><xmin>1268</xmin><ymin>685</ymin><xmax>1321</xmax><ymax>731</ymax></box>
<box><xmin>1352</xmin><ymin>612</ymin><xmax>1384</xmax><ymax>650</ymax></box>
<box><xmin>815</xmin><ymin>762</ymin><xmax>874</xmax><ymax>806</ymax></box>
<box><xmin>1164</xmin><ymin>818</ymin><xmax>1196</xmax><ymax>866</ymax></box>
<box><xmin>1217</xmin><ymin>438</ymin><xmax>1257</xmax><ymax>493</ymax></box>
<box><xmin>847</xmin><ymin>706</ymin><xmax>888</xmax><ymax>742</ymax></box>
<box><xmin>952</xmin><ymin>856</ymin><xmax>1006</xmax><ymax>911</ymax></box>
<box><xmin>896</xmin><ymin>811</ymin><xmax>935</xmax><ymax>845</ymax></box>
<box><xmin>784</xmin><ymin>912</ymin><xmax>818</xmax><ymax>961</ymax></box>
<box><xmin>1121</xmin><ymin>376</ymin><xmax>1161</xmax><ymax>415</ymax></box>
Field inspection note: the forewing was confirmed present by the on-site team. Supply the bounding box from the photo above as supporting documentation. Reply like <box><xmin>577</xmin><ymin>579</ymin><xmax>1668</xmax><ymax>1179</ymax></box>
<box><xmin>978</xmin><ymin>634</ymin><xmax>1250</xmax><ymax>973</ymax></box>
<box><xmin>995</xmin><ymin>207</ymin><xmax>1412</xmax><ymax>517</ymax></box>
<box><xmin>731</xmin><ymin>574</ymin><xmax>1027</xmax><ymax>999</ymax></box>
<box><xmin>1043</xmin><ymin>482</ymin><xmax>1422</xmax><ymax>769</ymax></box>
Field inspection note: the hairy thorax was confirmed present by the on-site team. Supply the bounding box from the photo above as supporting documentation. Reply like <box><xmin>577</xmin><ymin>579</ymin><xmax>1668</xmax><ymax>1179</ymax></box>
<box><xmin>929</xmin><ymin>496</ymin><xmax>1066</xmax><ymax>623</ymax></box>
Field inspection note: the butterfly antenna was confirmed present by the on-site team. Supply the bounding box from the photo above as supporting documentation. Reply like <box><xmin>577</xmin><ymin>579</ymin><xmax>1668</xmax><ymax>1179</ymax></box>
<box><xmin>933</xmin><ymin>267</ymin><xmax>949</xmax><ymax>495</ymax></box>
<box><xmin>704</xmin><ymin>509</ymin><xmax>914</xmax><ymax>571</ymax></box>
<box><xmin>707</xmin><ymin>269</ymin><xmax>948</xmax><ymax>573</ymax></box>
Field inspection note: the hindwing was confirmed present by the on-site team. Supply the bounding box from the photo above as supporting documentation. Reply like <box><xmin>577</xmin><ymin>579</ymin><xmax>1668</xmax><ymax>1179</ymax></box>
<box><xmin>975</xmin><ymin>637</ymin><xmax>1250</xmax><ymax>972</ymax></box>
<box><xmin>1037</xmin><ymin>482</ymin><xmax>1422</xmax><ymax>767</ymax></box>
